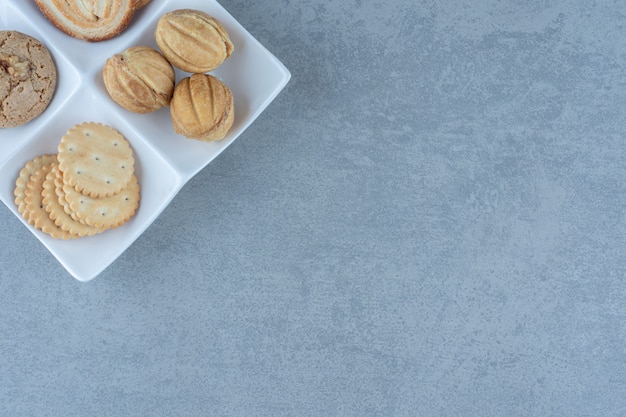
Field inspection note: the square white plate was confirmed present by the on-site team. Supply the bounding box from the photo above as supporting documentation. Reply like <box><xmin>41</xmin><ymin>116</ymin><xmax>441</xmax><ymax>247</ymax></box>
<box><xmin>0</xmin><ymin>0</ymin><xmax>290</xmax><ymax>281</ymax></box>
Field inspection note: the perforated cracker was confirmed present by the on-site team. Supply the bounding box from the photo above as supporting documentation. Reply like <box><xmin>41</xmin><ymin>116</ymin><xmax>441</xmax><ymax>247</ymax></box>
<box><xmin>54</xmin><ymin>166</ymin><xmax>84</xmax><ymax>224</ymax></box>
<box><xmin>62</xmin><ymin>174</ymin><xmax>140</xmax><ymax>229</ymax></box>
<box><xmin>57</xmin><ymin>122</ymin><xmax>135</xmax><ymax>198</ymax></box>
<box><xmin>42</xmin><ymin>165</ymin><xmax>105</xmax><ymax>237</ymax></box>
<box><xmin>14</xmin><ymin>154</ymin><xmax>58</xmax><ymax>218</ymax></box>
<box><xmin>23</xmin><ymin>163</ymin><xmax>75</xmax><ymax>240</ymax></box>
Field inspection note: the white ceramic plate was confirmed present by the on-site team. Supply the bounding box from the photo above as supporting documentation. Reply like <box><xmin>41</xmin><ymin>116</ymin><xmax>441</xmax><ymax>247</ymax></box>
<box><xmin>0</xmin><ymin>0</ymin><xmax>290</xmax><ymax>281</ymax></box>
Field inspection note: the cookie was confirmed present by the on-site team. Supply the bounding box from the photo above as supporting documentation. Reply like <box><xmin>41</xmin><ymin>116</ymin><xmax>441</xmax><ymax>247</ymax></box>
<box><xmin>42</xmin><ymin>165</ymin><xmax>105</xmax><ymax>237</ymax></box>
<box><xmin>155</xmin><ymin>9</ymin><xmax>234</xmax><ymax>73</ymax></box>
<box><xmin>170</xmin><ymin>74</ymin><xmax>234</xmax><ymax>142</ymax></box>
<box><xmin>102</xmin><ymin>46</ymin><xmax>175</xmax><ymax>114</ymax></box>
<box><xmin>57</xmin><ymin>122</ymin><xmax>135</xmax><ymax>198</ymax></box>
<box><xmin>23</xmin><ymin>162</ymin><xmax>75</xmax><ymax>240</ymax></box>
<box><xmin>62</xmin><ymin>174</ymin><xmax>140</xmax><ymax>229</ymax></box>
<box><xmin>34</xmin><ymin>0</ymin><xmax>137</xmax><ymax>42</ymax></box>
<box><xmin>0</xmin><ymin>31</ymin><xmax>57</xmax><ymax>128</ymax></box>
<box><xmin>14</xmin><ymin>154</ymin><xmax>58</xmax><ymax>218</ymax></box>
<box><xmin>135</xmin><ymin>0</ymin><xmax>152</xmax><ymax>9</ymax></box>
<box><xmin>53</xmin><ymin>166</ymin><xmax>83</xmax><ymax>223</ymax></box>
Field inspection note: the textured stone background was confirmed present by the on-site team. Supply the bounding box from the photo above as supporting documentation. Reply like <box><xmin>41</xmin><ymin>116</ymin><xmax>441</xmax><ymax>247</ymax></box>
<box><xmin>1</xmin><ymin>0</ymin><xmax>625</xmax><ymax>415</ymax></box>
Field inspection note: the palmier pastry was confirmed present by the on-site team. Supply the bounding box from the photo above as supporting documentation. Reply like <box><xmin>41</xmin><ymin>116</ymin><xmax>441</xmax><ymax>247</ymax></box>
<box><xmin>34</xmin><ymin>0</ymin><xmax>137</xmax><ymax>42</ymax></box>
<box><xmin>103</xmin><ymin>46</ymin><xmax>175</xmax><ymax>113</ymax></box>
<box><xmin>170</xmin><ymin>74</ymin><xmax>234</xmax><ymax>142</ymax></box>
<box><xmin>155</xmin><ymin>9</ymin><xmax>234</xmax><ymax>73</ymax></box>
<box><xmin>135</xmin><ymin>0</ymin><xmax>151</xmax><ymax>8</ymax></box>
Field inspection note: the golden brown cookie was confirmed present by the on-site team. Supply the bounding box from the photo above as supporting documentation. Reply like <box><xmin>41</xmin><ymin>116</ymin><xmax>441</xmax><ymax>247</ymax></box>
<box><xmin>57</xmin><ymin>122</ymin><xmax>135</xmax><ymax>198</ymax></box>
<box><xmin>34</xmin><ymin>0</ymin><xmax>137</xmax><ymax>42</ymax></box>
<box><xmin>23</xmin><ymin>163</ymin><xmax>75</xmax><ymax>240</ymax></box>
<box><xmin>53</xmin><ymin>166</ymin><xmax>83</xmax><ymax>223</ymax></box>
<box><xmin>43</xmin><ymin>165</ymin><xmax>105</xmax><ymax>237</ymax></box>
<box><xmin>14</xmin><ymin>154</ymin><xmax>58</xmax><ymax>218</ymax></box>
<box><xmin>103</xmin><ymin>46</ymin><xmax>176</xmax><ymax>114</ymax></box>
<box><xmin>0</xmin><ymin>31</ymin><xmax>57</xmax><ymax>128</ymax></box>
<box><xmin>135</xmin><ymin>0</ymin><xmax>151</xmax><ymax>8</ymax></box>
<box><xmin>155</xmin><ymin>9</ymin><xmax>234</xmax><ymax>73</ymax></box>
<box><xmin>170</xmin><ymin>74</ymin><xmax>234</xmax><ymax>142</ymax></box>
<box><xmin>62</xmin><ymin>174</ymin><xmax>140</xmax><ymax>229</ymax></box>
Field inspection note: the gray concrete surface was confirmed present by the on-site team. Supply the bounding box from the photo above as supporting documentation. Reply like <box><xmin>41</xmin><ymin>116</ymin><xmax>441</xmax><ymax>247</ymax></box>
<box><xmin>1</xmin><ymin>0</ymin><xmax>625</xmax><ymax>415</ymax></box>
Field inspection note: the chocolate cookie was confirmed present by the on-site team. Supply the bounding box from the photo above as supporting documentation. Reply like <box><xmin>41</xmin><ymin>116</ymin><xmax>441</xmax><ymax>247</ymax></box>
<box><xmin>0</xmin><ymin>30</ymin><xmax>57</xmax><ymax>128</ymax></box>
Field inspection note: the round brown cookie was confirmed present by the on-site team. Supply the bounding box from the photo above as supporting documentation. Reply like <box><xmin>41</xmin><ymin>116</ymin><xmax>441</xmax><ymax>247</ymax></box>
<box><xmin>43</xmin><ymin>165</ymin><xmax>105</xmax><ymax>237</ymax></box>
<box><xmin>63</xmin><ymin>174</ymin><xmax>140</xmax><ymax>229</ymax></box>
<box><xmin>24</xmin><ymin>163</ymin><xmax>75</xmax><ymax>240</ymax></box>
<box><xmin>57</xmin><ymin>122</ymin><xmax>135</xmax><ymax>198</ymax></box>
<box><xmin>0</xmin><ymin>31</ymin><xmax>57</xmax><ymax>128</ymax></box>
<box><xmin>14</xmin><ymin>154</ymin><xmax>58</xmax><ymax>218</ymax></box>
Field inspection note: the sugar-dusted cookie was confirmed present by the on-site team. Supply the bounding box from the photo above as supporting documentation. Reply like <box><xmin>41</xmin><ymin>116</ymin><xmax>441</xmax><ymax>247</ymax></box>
<box><xmin>57</xmin><ymin>122</ymin><xmax>135</xmax><ymax>198</ymax></box>
<box><xmin>42</xmin><ymin>165</ymin><xmax>105</xmax><ymax>237</ymax></box>
<box><xmin>62</xmin><ymin>174</ymin><xmax>140</xmax><ymax>229</ymax></box>
<box><xmin>14</xmin><ymin>154</ymin><xmax>58</xmax><ymax>218</ymax></box>
<box><xmin>0</xmin><ymin>31</ymin><xmax>57</xmax><ymax>128</ymax></box>
<box><xmin>23</xmin><ymin>163</ymin><xmax>75</xmax><ymax>240</ymax></box>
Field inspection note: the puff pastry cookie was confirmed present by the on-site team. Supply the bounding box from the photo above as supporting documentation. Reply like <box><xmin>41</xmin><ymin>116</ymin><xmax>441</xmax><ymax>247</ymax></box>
<box><xmin>34</xmin><ymin>0</ymin><xmax>137</xmax><ymax>42</ymax></box>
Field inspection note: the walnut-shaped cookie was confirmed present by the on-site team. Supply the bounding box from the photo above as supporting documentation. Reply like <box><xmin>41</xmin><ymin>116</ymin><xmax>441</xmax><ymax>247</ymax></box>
<box><xmin>155</xmin><ymin>9</ymin><xmax>234</xmax><ymax>73</ymax></box>
<box><xmin>170</xmin><ymin>74</ymin><xmax>234</xmax><ymax>142</ymax></box>
<box><xmin>103</xmin><ymin>46</ymin><xmax>175</xmax><ymax>114</ymax></box>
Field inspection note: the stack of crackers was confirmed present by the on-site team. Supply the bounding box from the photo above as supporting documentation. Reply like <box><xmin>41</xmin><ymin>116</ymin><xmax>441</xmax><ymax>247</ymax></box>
<box><xmin>14</xmin><ymin>122</ymin><xmax>140</xmax><ymax>239</ymax></box>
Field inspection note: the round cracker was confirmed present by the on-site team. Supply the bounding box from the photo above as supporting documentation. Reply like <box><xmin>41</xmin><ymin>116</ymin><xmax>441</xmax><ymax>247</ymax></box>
<box><xmin>57</xmin><ymin>122</ymin><xmax>134</xmax><ymax>198</ymax></box>
<box><xmin>23</xmin><ymin>163</ymin><xmax>75</xmax><ymax>240</ymax></box>
<box><xmin>54</xmin><ymin>166</ymin><xmax>85</xmax><ymax>224</ymax></box>
<box><xmin>42</xmin><ymin>165</ymin><xmax>105</xmax><ymax>237</ymax></box>
<box><xmin>63</xmin><ymin>174</ymin><xmax>140</xmax><ymax>229</ymax></box>
<box><xmin>14</xmin><ymin>154</ymin><xmax>58</xmax><ymax>218</ymax></box>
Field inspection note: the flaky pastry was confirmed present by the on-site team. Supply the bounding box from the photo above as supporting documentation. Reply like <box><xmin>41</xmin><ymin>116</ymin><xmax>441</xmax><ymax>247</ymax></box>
<box><xmin>34</xmin><ymin>0</ymin><xmax>137</xmax><ymax>42</ymax></box>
